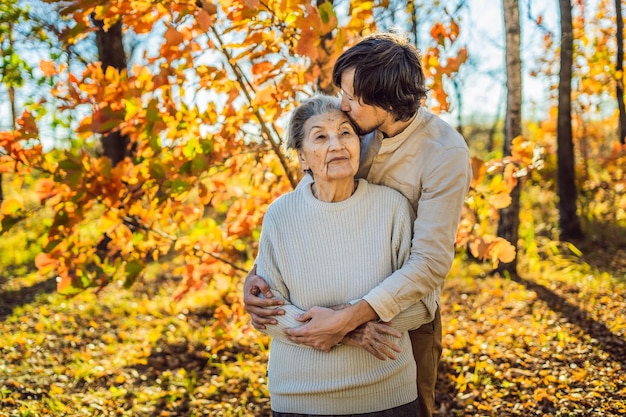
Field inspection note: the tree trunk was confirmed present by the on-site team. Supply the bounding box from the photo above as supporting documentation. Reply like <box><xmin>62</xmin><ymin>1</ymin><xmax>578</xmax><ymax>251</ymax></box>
<box><xmin>557</xmin><ymin>0</ymin><xmax>584</xmax><ymax>240</ymax></box>
<box><xmin>92</xmin><ymin>17</ymin><xmax>131</xmax><ymax>259</ymax></box>
<box><xmin>496</xmin><ymin>0</ymin><xmax>523</xmax><ymax>276</ymax></box>
<box><xmin>1</xmin><ymin>22</ymin><xmax>19</xmax><ymax>203</ymax></box>
<box><xmin>408</xmin><ymin>0</ymin><xmax>419</xmax><ymax>47</ymax></box>
<box><xmin>616</xmin><ymin>0</ymin><xmax>626</xmax><ymax>145</ymax></box>
<box><xmin>452</xmin><ymin>77</ymin><xmax>464</xmax><ymax>137</ymax></box>
<box><xmin>92</xmin><ymin>17</ymin><xmax>129</xmax><ymax>166</ymax></box>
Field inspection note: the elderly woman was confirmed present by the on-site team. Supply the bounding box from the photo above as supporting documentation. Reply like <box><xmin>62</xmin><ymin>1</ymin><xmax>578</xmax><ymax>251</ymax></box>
<box><xmin>255</xmin><ymin>94</ymin><xmax>436</xmax><ymax>416</ymax></box>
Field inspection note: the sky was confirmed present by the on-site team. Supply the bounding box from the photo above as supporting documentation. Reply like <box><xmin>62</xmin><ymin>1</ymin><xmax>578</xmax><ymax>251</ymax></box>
<box><xmin>441</xmin><ymin>0</ymin><xmax>562</xmax><ymax>124</ymax></box>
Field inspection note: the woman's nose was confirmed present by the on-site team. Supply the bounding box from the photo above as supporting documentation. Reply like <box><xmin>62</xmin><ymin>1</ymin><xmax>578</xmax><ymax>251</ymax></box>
<box><xmin>328</xmin><ymin>134</ymin><xmax>343</xmax><ymax>149</ymax></box>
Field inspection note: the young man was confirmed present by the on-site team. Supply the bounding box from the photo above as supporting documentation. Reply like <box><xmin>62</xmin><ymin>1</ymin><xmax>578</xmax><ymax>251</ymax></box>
<box><xmin>244</xmin><ymin>32</ymin><xmax>472</xmax><ymax>417</ymax></box>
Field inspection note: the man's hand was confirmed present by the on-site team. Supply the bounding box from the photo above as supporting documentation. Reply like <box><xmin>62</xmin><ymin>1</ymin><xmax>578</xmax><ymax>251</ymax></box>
<box><xmin>243</xmin><ymin>264</ymin><xmax>284</xmax><ymax>329</ymax></box>
<box><xmin>341</xmin><ymin>321</ymin><xmax>402</xmax><ymax>360</ymax></box>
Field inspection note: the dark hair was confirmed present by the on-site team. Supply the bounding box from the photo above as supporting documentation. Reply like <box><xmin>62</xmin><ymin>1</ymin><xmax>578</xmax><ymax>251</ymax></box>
<box><xmin>284</xmin><ymin>94</ymin><xmax>343</xmax><ymax>151</ymax></box>
<box><xmin>332</xmin><ymin>32</ymin><xmax>428</xmax><ymax>122</ymax></box>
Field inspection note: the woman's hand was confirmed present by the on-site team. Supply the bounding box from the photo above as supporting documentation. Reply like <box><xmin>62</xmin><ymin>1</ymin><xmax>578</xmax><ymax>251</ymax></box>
<box><xmin>284</xmin><ymin>300</ymin><xmax>379</xmax><ymax>352</ymax></box>
<box><xmin>341</xmin><ymin>322</ymin><xmax>402</xmax><ymax>360</ymax></box>
<box><xmin>284</xmin><ymin>306</ymin><xmax>348</xmax><ymax>351</ymax></box>
<box><xmin>243</xmin><ymin>265</ymin><xmax>285</xmax><ymax>329</ymax></box>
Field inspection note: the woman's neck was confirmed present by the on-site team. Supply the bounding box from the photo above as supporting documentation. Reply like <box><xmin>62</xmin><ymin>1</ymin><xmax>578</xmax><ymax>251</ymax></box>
<box><xmin>311</xmin><ymin>179</ymin><xmax>358</xmax><ymax>202</ymax></box>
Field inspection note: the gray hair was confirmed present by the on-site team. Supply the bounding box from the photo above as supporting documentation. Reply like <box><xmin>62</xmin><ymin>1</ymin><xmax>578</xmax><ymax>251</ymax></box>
<box><xmin>285</xmin><ymin>94</ymin><xmax>343</xmax><ymax>151</ymax></box>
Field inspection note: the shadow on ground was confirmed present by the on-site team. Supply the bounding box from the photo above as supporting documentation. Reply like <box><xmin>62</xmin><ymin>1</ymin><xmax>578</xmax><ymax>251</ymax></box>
<box><xmin>512</xmin><ymin>274</ymin><xmax>626</xmax><ymax>365</ymax></box>
<box><xmin>0</xmin><ymin>276</ymin><xmax>57</xmax><ymax>321</ymax></box>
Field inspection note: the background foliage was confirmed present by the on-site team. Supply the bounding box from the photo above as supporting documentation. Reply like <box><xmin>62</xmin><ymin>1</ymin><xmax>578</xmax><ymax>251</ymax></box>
<box><xmin>0</xmin><ymin>0</ymin><xmax>625</xmax><ymax>415</ymax></box>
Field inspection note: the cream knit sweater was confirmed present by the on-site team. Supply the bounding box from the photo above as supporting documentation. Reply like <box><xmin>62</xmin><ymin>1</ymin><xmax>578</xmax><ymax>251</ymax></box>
<box><xmin>256</xmin><ymin>179</ymin><xmax>436</xmax><ymax>414</ymax></box>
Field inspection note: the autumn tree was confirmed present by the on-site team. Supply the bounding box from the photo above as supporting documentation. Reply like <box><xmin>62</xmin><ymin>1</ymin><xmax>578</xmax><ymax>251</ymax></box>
<box><xmin>557</xmin><ymin>0</ymin><xmax>584</xmax><ymax>240</ymax></box>
<box><xmin>0</xmin><ymin>0</ymin><xmax>389</xmax><ymax>295</ymax></box>
<box><xmin>0</xmin><ymin>0</ymin><xmax>528</xmax><ymax>297</ymax></box>
<box><xmin>496</xmin><ymin>0</ymin><xmax>522</xmax><ymax>276</ymax></box>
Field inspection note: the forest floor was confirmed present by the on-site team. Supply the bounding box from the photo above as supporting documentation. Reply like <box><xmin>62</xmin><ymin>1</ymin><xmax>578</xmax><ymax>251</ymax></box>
<box><xmin>0</xmin><ymin>237</ymin><xmax>625</xmax><ymax>416</ymax></box>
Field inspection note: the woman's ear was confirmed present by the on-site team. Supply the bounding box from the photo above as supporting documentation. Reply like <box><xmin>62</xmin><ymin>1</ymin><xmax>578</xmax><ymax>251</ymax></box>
<box><xmin>297</xmin><ymin>150</ymin><xmax>308</xmax><ymax>169</ymax></box>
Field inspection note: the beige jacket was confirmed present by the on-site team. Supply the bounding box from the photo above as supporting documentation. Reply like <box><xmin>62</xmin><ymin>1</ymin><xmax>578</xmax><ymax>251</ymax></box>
<box><xmin>358</xmin><ymin>108</ymin><xmax>472</xmax><ymax>321</ymax></box>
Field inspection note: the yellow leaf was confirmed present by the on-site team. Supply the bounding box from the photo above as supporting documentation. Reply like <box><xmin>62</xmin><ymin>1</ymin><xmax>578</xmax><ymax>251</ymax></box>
<box><xmin>50</xmin><ymin>384</ymin><xmax>64</xmax><ymax>395</ymax></box>
<box><xmin>1</xmin><ymin>198</ymin><xmax>22</xmax><ymax>215</ymax></box>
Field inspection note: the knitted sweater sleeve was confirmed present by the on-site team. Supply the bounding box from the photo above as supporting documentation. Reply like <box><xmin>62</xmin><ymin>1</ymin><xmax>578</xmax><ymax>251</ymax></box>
<box><xmin>254</xmin><ymin>207</ymin><xmax>314</xmax><ymax>348</ymax></box>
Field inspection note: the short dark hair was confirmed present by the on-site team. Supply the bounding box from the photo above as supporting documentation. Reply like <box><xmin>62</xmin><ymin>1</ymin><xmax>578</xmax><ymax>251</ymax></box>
<box><xmin>285</xmin><ymin>94</ymin><xmax>343</xmax><ymax>151</ymax></box>
<box><xmin>332</xmin><ymin>32</ymin><xmax>428</xmax><ymax>122</ymax></box>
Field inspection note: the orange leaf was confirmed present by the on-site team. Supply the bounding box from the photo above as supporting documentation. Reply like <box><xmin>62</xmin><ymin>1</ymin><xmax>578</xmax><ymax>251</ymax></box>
<box><xmin>35</xmin><ymin>252</ymin><xmax>58</xmax><ymax>272</ymax></box>
<box><xmin>164</xmin><ymin>26</ymin><xmax>184</xmax><ymax>46</ymax></box>
<box><xmin>295</xmin><ymin>27</ymin><xmax>319</xmax><ymax>60</ymax></box>
<box><xmin>197</xmin><ymin>0</ymin><xmax>218</xmax><ymax>14</ymax></box>
<box><xmin>252</xmin><ymin>61</ymin><xmax>273</xmax><ymax>75</ymax></box>
<box><xmin>491</xmin><ymin>238</ymin><xmax>516</xmax><ymax>264</ymax></box>
<box><xmin>470</xmin><ymin>157</ymin><xmax>486</xmax><ymax>188</ymax></box>
<box><xmin>242</xmin><ymin>0</ymin><xmax>259</xmax><ymax>8</ymax></box>
<box><xmin>503</xmin><ymin>163</ymin><xmax>518</xmax><ymax>191</ymax></box>
<box><xmin>489</xmin><ymin>192</ymin><xmax>512</xmax><ymax>209</ymax></box>
<box><xmin>511</xmin><ymin>136</ymin><xmax>534</xmax><ymax>165</ymax></box>
<box><xmin>196</xmin><ymin>10</ymin><xmax>212</xmax><ymax>32</ymax></box>
<box><xmin>35</xmin><ymin>178</ymin><xmax>57</xmax><ymax>204</ymax></box>
<box><xmin>40</xmin><ymin>60</ymin><xmax>57</xmax><ymax>77</ymax></box>
<box><xmin>17</xmin><ymin>111</ymin><xmax>39</xmax><ymax>138</ymax></box>
<box><xmin>0</xmin><ymin>155</ymin><xmax>12</xmax><ymax>174</ymax></box>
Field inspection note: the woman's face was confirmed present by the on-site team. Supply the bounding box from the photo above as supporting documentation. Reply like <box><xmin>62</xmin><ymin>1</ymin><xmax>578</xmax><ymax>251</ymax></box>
<box><xmin>298</xmin><ymin>110</ymin><xmax>360</xmax><ymax>184</ymax></box>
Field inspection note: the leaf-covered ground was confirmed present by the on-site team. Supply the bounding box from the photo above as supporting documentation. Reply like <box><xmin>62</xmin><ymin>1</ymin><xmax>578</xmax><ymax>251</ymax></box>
<box><xmin>1</xmin><ymin>240</ymin><xmax>625</xmax><ymax>416</ymax></box>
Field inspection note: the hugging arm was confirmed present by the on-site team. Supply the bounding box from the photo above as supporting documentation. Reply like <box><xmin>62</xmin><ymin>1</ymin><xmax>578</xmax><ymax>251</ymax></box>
<box><xmin>363</xmin><ymin>147</ymin><xmax>472</xmax><ymax>321</ymax></box>
<box><xmin>243</xmin><ymin>265</ymin><xmax>285</xmax><ymax>330</ymax></box>
<box><xmin>284</xmin><ymin>195</ymin><xmax>423</xmax><ymax>353</ymax></box>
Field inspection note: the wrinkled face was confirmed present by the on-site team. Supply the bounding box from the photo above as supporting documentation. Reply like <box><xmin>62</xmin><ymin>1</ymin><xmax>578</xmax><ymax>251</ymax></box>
<box><xmin>339</xmin><ymin>68</ymin><xmax>387</xmax><ymax>136</ymax></box>
<box><xmin>298</xmin><ymin>110</ymin><xmax>360</xmax><ymax>183</ymax></box>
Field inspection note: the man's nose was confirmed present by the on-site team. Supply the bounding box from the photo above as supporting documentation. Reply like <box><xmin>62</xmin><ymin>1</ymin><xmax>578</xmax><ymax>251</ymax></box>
<box><xmin>340</xmin><ymin>95</ymin><xmax>351</xmax><ymax>112</ymax></box>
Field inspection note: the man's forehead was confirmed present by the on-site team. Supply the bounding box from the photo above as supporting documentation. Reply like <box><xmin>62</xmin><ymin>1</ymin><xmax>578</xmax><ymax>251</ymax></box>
<box><xmin>340</xmin><ymin>69</ymin><xmax>355</xmax><ymax>89</ymax></box>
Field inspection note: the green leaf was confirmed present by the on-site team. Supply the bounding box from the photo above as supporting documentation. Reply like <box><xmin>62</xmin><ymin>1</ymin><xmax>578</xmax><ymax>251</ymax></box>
<box><xmin>191</xmin><ymin>154</ymin><xmax>208</xmax><ymax>175</ymax></box>
<box><xmin>318</xmin><ymin>1</ymin><xmax>335</xmax><ymax>24</ymax></box>
<box><xmin>124</xmin><ymin>260</ymin><xmax>145</xmax><ymax>288</ymax></box>
<box><xmin>0</xmin><ymin>214</ymin><xmax>25</xmax><ymax>233</ymax></box>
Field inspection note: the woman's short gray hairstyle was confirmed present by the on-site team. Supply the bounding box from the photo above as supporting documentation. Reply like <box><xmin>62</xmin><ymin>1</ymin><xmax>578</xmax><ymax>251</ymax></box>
<box><xmin>285</xmin><ymin>94</ymin><xmax>343</xmax><ymax>151</ymax></box>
